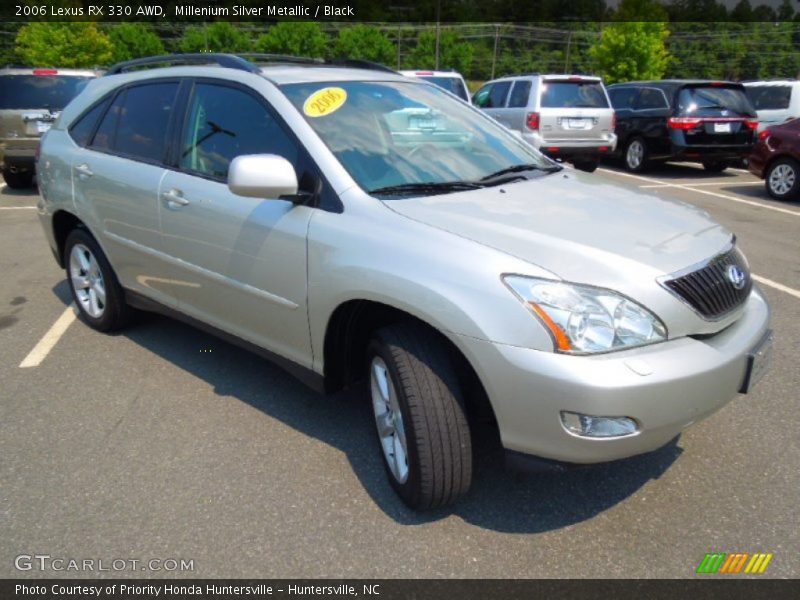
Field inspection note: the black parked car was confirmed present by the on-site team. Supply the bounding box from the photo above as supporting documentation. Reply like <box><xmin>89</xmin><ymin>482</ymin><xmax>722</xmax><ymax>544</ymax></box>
<box><xmin>607</xmin><ymin>80</ymin><xmax>758</xmax><ymax>173</ymax></box>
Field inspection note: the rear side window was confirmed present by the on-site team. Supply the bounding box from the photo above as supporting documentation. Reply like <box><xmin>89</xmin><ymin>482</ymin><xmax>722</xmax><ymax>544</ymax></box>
<box><xmin>90</xmin><ymin>83</ymin><xmax>178</xmax><ymax>162</ymax></box>
<box><xmin>746</xmin><ymin>85</ymin><xmax>792</xmax><ymax>111</ymax></box>
<box><xmin>69</xmin><ymin>97</ymin><xmax>111</xmax><ymax>147</ymax></box>
<box><xmin>508</xmin><ymin>81</ymin><xmax>532</xmax><ymax>108</ymax></box>
<box><xmin>420</xmin><ymin>76</ymin><xmax>468</xmax><ymax>101</ymax></box>
<box><xmin>180</xmin><ymin>83</ymin><xmax>299</xmax><ymax>180</ymax></box>
<box><xmin>541</xmin><ymin>81</ymin><xmax>609</xmax><ymax>108</ymax></box>
<box><xmin>609</xmin><ymin>87</ymin><xmax>637</xmax><ymax>109</ymax></box>
<box><xmin>636</xmin><ymin>88</ymin><xmax>668</xmax><ymax>110</ymax></box>
<box><xmin>0</xmin><ymin>75</ymin><xmax>92</xmax><ymax>110</ymax></box>
<box><xmin>473</xmin><ymin>82</ymin><xmax>511</xmax><ymax>108</ymax></box>
<box><xmin>677</xmin><ymin>86</ymin><xmax>755</xmax><ymax>117</ymax></box>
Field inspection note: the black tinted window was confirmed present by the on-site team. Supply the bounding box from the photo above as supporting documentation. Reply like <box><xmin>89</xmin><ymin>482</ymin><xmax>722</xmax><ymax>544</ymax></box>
<box><xmin>508</xmin><ymin>81</ymin><xmax>532</xmax><ymax>108</ymax></box>
<box><xmin>746</xmin><ymin>85</ymin><xmax>792</xmax><ymax>110</ymax></box>
<box><xmin>677</xmin><ymin>86</ymin><xmax>755</xmax><ymax>117</ymax></box>
<box><xmin>112</xmin><ymin>83</ymin><xmax>178</xmax><ymax>162</ymax></box>
<box><xmin>0</xmin><ymin>75</ymin><xmax>91</xmax><ymax>110</ymax></box>
<box><xmin>609</xmin><ymin>87</ymin><xmax>637</xmax><ymax>109</ymax></box>
<box><xmin>541</xmin><ymin>81</ymin><xmax>609</xmax><ymax>108</ymax></box>
<box><xmin>636</xmin><ymin>88</ymin><xmax>667</xmax><ymax>110</ymax></box>
<box><xmin>90</xmin><ymin>92</ymin><xmax>125</xmax><ymax>152</ymax></box>
<box><xmin>487</xmin><ymin>81</ymin><xmax>511</xmax><ymax>108</ymax></box>
<box><xmin>69</xmin><ymin>98</ymin><xmax>111</xmax><ymax>147</ymax></box>
<box><xmin>180</xmin><ymin>84</ymin><xmax>299</xmax><ymax>180</ymax></box>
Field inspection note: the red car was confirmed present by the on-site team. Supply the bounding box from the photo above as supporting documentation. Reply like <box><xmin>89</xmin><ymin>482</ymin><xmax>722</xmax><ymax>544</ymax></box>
<box><xmin>748</xmin><ymin>118</ymin><xmax>800</xmax><ymax>200</ymax></box>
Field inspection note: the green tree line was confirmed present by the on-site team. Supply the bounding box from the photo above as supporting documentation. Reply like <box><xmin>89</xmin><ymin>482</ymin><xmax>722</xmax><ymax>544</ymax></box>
<box><xmin>3</xmin><ymin>0</ymin><xmax>800</xmax><ymax>84</ymax></box>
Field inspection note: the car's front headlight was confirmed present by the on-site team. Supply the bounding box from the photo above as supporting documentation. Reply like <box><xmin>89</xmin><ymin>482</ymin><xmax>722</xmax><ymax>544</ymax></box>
<box><xmin>503</xmin><ymin>275</ymin><xmax>667</xmax><ymax>354</ymax></box>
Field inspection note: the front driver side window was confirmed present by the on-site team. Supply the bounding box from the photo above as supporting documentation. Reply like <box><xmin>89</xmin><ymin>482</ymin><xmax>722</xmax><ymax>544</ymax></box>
<box><xmin>180</xmin><ymin>83</ymin><xmax>299</xmax><ymax>180</ymax></box>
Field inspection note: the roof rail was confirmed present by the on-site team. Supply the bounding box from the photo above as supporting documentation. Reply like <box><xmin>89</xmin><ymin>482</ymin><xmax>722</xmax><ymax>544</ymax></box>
<box><xmin>240</xmin><ymin>53</ymin><xmax>397</xmax><ymax>74</ymax></box>
<box><xmin>105</xmin><ymin>53</ymin><xmax>261</xmax><ymax>76</ymax></box>
<box><xmin>105</xmin><ymin>53</ymin><xmax>398</xmax><ymax>77</ymax></box>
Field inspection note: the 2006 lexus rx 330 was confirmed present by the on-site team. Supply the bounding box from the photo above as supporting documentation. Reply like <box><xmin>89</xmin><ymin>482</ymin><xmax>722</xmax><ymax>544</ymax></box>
<box><xmin>35</xmin><ymin>54</ymin><xmax>772</xmax><ymax>509</ymax></box>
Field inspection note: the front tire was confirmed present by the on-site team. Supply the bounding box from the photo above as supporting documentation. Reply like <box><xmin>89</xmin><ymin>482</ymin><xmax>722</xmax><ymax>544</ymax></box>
<box><xmin>2</xmin><ymin>168</ymin><xmax>34</xmax><ymax>189</ymax></box>
<box><xmin>367</xmin><ymin>323</ymin><xmax>472</xmax><ymax>510</ymax></box>
<box><xmin>623</xmin><ymin>137</ymin><xmax>648</xmax><ymax>172</ymax></box>
<box><xmin>65</xmin><ymin>228</ymin><xmax>133</xmax><ymax>332</ymax></box>
<box><xmin>765</xmin><ymin>157</ymin><xmax>800</xmax><ymax>200</ymax></box>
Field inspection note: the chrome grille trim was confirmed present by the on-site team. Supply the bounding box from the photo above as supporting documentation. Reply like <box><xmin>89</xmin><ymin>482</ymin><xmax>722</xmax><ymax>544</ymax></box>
<box><xmin>658</xmin><ymin>242</ymin><xmax>752</xmax><ymax>321</ymax></box>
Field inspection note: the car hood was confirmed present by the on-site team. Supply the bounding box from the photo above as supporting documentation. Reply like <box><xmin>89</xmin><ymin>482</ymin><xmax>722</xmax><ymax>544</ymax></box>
<box><xmin>383</xmin><ymin>170</ymin><xmax>732</xmax><ymax>288</ymax></box>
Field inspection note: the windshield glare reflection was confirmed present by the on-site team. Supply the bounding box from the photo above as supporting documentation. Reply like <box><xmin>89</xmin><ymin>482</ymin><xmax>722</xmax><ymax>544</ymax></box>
<box><xmin>281</xmin><ymin>80</ymin><xmax>552</xmax><ymax>196</ymax></box>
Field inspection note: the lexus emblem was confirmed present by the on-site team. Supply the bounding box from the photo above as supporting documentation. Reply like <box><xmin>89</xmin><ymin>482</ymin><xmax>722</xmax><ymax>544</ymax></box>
<box><xmin>727</xmin><ymin>265</ymin><xmax>747</xmax><ymax>290</ymax></box>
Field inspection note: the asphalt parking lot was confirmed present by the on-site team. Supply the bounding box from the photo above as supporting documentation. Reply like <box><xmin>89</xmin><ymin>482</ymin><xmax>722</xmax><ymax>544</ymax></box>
<box><xmin>1</xmin><ymin>163</ymin><xmax>798</xmax><ymax>579</ymax></box>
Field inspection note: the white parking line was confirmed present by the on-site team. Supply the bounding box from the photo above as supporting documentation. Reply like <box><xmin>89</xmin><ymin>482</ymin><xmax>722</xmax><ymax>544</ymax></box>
<box><xmin>639</xmin><ymin>181</ymin><xmax>762</xmax><ymax>188</ymax></box>
<box><xmin>0</xmin><ymin>206</ymin><xmax>37</xmax><ymax>210</ymax></box>
<box><xmin>19</xmin><ymin>304</ymin><xmax>77</xmax><ymax>368</ymax></box>
<box><xmin>598</xmin><ymin>168</ymin><xmax>800</xmax><ymax>218</ymax></box>
<box><xmin>753</xmin><ymin>275</ymin><xmax>800</xmax><ymax>301</ymax></box>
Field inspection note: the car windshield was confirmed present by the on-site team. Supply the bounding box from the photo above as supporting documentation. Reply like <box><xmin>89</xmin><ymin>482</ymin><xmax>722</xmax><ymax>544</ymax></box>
<box><xmin>417</xmin><ymin>76</ymin><xmax>468</xmax><ymax>101</ymax></box>
<box><xmin>0</xmin><ymin>75</ymin><xmax>92</xmax><ymax>110</ymax></box>
<box><xmin>745</xmin><ymin>85</ymin><xmax>791</xmax><ymax>111</ymax></box>
<box><xmin>540</xmin><ymin>81</ymin><xmax>609</xmax><ymax>108</ymax></box>
<box><xmin>281</xmin><ymin>80</ymin><xmax>551</xmax><ymax>196</ymax></box>
<box><xmin>677</xmin><ymin>85</ymin><xmax>755</xmax><ymax>117</ymax></box>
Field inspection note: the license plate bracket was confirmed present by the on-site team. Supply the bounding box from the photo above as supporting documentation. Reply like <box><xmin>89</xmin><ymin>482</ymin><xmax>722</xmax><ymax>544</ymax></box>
<box><xmin>740</xmin><ymin>330</ymin><xmax>773</xmax><ymax>393</ymax></box>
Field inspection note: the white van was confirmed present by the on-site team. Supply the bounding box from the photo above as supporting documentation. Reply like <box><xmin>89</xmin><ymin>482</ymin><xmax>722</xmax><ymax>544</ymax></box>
<box><xmin>744</xmin><ymin>80</ymin><xmax>800</xmax><ymax>132</ymax></box>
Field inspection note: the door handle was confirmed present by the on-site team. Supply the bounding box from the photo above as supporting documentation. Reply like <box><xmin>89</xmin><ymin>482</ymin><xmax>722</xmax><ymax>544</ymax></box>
<box><xmin>74</xmin><ymin>164</ymin><xmax>93</xmax><ymax>177</ymax></box>
<box><xmin>162</xmin><ymin>189</ymin><xmax>190</xmax><ymax>208</ymax></box>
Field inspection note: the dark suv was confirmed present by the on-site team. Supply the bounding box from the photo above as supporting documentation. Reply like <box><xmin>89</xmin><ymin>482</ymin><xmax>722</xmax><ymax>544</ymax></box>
<box><xmin>607</xmin><ymin>80</ymin><xmax>758</xmax><ymax>173</ymax></box>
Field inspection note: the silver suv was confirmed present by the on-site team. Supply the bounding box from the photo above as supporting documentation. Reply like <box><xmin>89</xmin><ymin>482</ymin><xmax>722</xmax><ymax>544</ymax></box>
<box><xmin>474</xmin><ymin>74</ymin><xmax>617</xmax><ymax>172</ymax></box>
<box><xmin>0</xmin><ymin>66</ymin><xmax>97</xmax><ymax>188</ymax></box>
<box><xmin>36</xmin><ymin>54</ymin><xmax>772</xmax><ymax>510</ymax></box>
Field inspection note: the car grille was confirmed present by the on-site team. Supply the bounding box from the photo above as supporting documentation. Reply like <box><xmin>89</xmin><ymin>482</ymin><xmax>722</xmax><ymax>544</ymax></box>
<box><xmin>661</xmin><ymin>246</ymin><xmax>752</xmax><ymax>319</ymax></box>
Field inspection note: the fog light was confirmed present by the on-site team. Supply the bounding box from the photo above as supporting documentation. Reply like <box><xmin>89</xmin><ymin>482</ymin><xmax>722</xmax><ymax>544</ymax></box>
<box><xmin>560</xmin><ymin>411</ymin><xmax>639</xmax><ymax>438</ymax></box>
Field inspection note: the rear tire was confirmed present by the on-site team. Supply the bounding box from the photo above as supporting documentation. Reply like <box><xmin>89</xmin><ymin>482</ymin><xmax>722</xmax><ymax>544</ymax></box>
<box><xmin>367</xmin><ymin>323</ymin><xmax>472</xmax><ymax>510</ymax></box>
<box><xmin>64</xmin><ymin>228</ymin><xmax>133</xmax><ymax>332</ymax></box>
<box><xmin>623</xmin><ymin>137</ymin><xmax>648</xmax><ymax>172</ymax></box>
<box><xmin>2</xmin><ymin>168</ymin><xmax>34</xmax><ymax>189</ymax></box>
<box><xmin>765</xmin><ymin>157</ymin><xmax>800</xmax><ymax>200</ymax></box>
<box><xmin>702</xmin><ymin>160</ymin><xmax>728</xmax><ymax>173</ymax></box>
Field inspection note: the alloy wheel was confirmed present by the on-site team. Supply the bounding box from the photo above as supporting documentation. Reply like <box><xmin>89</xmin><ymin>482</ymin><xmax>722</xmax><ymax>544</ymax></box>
<box><xmin>69</xmin><ymin>243</ymin><xmax>106</xmax><ymax>318</ymax></box>
<box><xmin>769</xmin><ymin>163</ymin><xmax>796</xmax><ymax>197</ymax></box>
<box><xmin>370</xmin><ymin>356</ymin><xmax>409</xmax><ymax>483</ymax></box>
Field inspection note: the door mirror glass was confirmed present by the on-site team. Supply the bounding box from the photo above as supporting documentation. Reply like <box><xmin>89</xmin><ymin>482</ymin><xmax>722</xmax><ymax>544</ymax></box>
<box><xmin>227</xmin><ymin>154</ymin><xmax>298</xmax><ymax>199</ymax></box>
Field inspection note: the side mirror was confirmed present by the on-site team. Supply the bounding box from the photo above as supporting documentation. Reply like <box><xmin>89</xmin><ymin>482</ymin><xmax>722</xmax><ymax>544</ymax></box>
<box><xmin>227</xmin><ymin>154</ymin><xmax>298</xmax><ymax>199</ymax></box>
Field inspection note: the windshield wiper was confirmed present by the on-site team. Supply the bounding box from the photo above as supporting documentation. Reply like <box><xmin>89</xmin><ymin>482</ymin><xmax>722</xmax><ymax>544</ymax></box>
<box><xmin>479</xmin><ymin>162</ymin><xmax>562</xmax><ymax>184</ymax></box>
<box><xmin>368</xmin><ymin>181</ymin><xmax>484</xmax><ymax>197</ymax></box>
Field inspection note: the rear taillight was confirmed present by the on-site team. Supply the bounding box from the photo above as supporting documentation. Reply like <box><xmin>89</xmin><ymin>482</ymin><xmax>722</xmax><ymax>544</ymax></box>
<box><xmin>667</xmin><ymin>117</ymin><xmax>702</xmax><ymax>130</ymax></box>
<box><xmin>758</xmin><ymin>128</ymin><xmax>770</xmax><ymax>141</ymax></box>
<box><xmin>33</xmin><ymin>68</ymin><xmax>58</xmax><ymax>75</ymax></box>
<box><xmin>611</xmin><ymin>111</ymin><xmax>616</xmax><ymax>130</ymax></box>
<box><xmin>744</xmin><ymin>119</ymin><xmax>759</xmax><ymax>130</ymax></box>
<box><xmin>526</xmin><ymin>112</ymin><xmax>540</xmax><ymax>130</ymax></box>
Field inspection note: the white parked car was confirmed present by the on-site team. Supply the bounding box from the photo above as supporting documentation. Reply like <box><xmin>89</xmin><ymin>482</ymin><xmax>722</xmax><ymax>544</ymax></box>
<box><xmin>400</xmin><ymin>69</ymin><xmax>471</xmax><ymax>103</ymax></box>
<box><xmin>744</xmin><ymin>80</ymin><xmax>800</xmax><ymax>132</ymax></box>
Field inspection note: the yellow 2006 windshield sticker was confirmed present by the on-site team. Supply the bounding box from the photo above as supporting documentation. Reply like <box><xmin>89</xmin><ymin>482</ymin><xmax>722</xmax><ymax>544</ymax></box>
<box><xmin>303</xmin><ymin>87</ymin><xmax>347</xmax><ymax>117</ymax></box>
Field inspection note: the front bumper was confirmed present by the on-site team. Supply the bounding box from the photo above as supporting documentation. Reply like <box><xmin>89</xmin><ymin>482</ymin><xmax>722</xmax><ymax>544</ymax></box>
<box><xmin>456</xmin><ymin>287</ymin><xmax>770</xmax><ymax>464</ymax></box>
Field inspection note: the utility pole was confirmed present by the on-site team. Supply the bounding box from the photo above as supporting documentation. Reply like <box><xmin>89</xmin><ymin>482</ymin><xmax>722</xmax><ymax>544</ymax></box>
<box><xmin>564</xmin><ymin>31</ymin><xmax>573</xmax><ymax>73</ymax></box>
<box><xmin>491</xmin><ymin>24</ymin><xmax>500</xmax><ymax>79</ymax></box>
<box><xmin>435</xmin><ymin>0</ymin><xmax>441</xmax><ymax>69</ymax></box>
